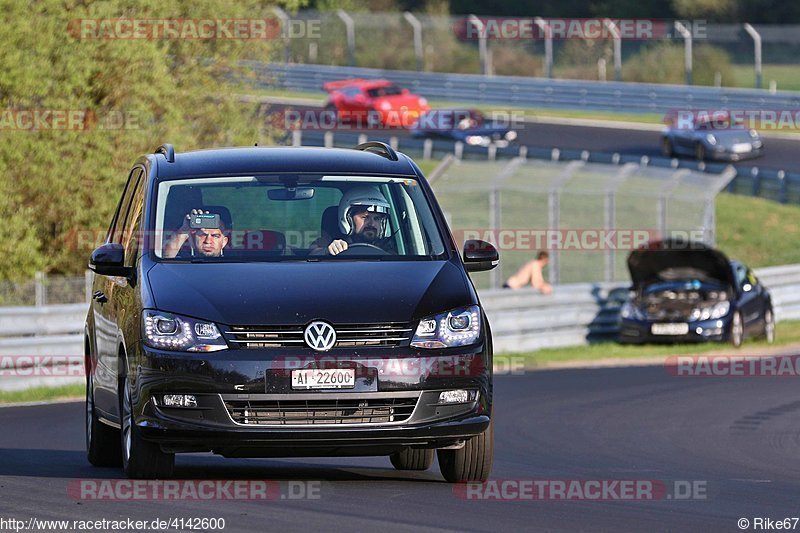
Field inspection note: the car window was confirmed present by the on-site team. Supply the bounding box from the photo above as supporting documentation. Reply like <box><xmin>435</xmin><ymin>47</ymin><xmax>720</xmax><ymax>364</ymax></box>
<box><xmin>122</xmin><ymin>175</ymin><xmax>145</xmax><ymax>267</ymax></box>
<box><xmin>152</xmin><ymin>175</ymin><xmax>447</xmax><ymax>261</ymax></box>
<box><xmin>367</xmin><ymin>85</ymin><xmax>403</xmax><ymax>98</ymax></box>
<box><xmin>110</xmin><ymin>168</ymin><xmax>143</xmax><ymax>244</ymax></box>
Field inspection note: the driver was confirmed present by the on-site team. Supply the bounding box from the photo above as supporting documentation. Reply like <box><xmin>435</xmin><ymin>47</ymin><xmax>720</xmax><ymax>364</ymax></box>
<box><xmin>312</xmin><ymin>185</ymin><xmax>396</xmax><ymax>256</ymax></box>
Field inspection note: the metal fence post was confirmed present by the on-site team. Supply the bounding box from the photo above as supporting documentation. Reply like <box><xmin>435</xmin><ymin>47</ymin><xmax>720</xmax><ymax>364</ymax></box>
<box><xmin>603</xmin><ymin>19</ymin><xmax>622</xmax><ymax>82</ymax></box>
<box><xmin>35</xmin><ymin>271</ymin><xmax>45</xmax><ymax>307</ymax></box>
<box><xmin>85</xmin><ymin>270</ymin><xmax>93</xmax><ymax>304</ymax></box>
<box><xmin>534</xmin><ymin>17</ymin><xmax>552</xmax><ymax>78</ymax></box>
<box><xmin>337</xmin><ymin>10</ymin><xmax>356</xmax><ymax>67</ymax></box>
<box><xmin>489</xmin><ymin>187</ymin><xmax>501</xmax><ymax>288</ymax></box>
<box><xmin>468</xmin><ymin>15</ymin><xmax>489</xmax><ymax>76</ymax></box>
<box><xmin>273</xmin><ymin>7</ymin><xmax>291</xmax><ymax>64</ymax></box>
<box><xmin>674</xmin><ymin>21</ymin><xmax>693</xmax><ymax>85</ymax></box>
<box><xmin>403</xmin><ymin>12</ymin><xmax>423</xmax><ymax>72</ymax></box>
<box><xmin>743</xmin><ymin>23</ymin><xmax>762</xmax><ymax>89</ymax></box>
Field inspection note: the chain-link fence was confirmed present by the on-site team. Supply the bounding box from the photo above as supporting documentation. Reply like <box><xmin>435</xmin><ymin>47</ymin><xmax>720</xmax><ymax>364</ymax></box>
<box><xmin>430</xmin><ymin>157</ymin><xmax>736</xmax><ymax>289</ymax></box>
<box><xmin>277</xmin><ymin>10</ymin><xmax>800</xmax><ymax>89</ymax></box>
<box><xmin>0</xmin><ymin>272</ymin><xmax>91</xmax><ymax>307</ymax></box>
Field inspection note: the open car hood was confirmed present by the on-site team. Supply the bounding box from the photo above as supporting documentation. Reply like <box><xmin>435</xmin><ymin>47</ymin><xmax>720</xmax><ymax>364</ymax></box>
<box><xmin>627</xmin><ymin>240</ymin><xmax>734</xmax><ymax>289</ymax></box>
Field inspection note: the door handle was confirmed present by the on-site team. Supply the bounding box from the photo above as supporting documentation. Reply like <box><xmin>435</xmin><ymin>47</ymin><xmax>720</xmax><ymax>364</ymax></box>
<box><xmin>92</xmin><ymin>291</ymin><xmax>107</xmax><ymax>303</ymax></box>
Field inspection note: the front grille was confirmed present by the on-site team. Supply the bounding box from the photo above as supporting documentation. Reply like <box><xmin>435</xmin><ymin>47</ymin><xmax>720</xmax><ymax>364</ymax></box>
<box><xmin>224</xmin><ymin>395</ymin><xmax>419</xmax><ymax>425</ymax></box>
<box><xmin>225</xmin><ymin>323</ymin><xmax>412</xmax><ymax>349</ymax></box>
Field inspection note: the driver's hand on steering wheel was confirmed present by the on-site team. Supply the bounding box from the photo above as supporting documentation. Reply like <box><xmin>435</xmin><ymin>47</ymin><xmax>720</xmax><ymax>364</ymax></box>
<box><xmin>328</xmin><ymin>239</ymin><xmax>349</xmax><ymax>255</ymax></box>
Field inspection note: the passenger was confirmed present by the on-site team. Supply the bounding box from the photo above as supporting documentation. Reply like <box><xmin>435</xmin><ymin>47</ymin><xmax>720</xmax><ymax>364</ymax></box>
<box><xmin>503</xmin><ymin>251</ymin><xmax>553</xmax><ymax>294</ymax></box>
<box><xmin>311</xmin><ymin>186</ymin><xmax>396</xmax><ymax>255</ymax></box>
<box><xmin>163</xmin><ymin>208</ymin><xmax>229</xmax><ymax>258</ymax></box>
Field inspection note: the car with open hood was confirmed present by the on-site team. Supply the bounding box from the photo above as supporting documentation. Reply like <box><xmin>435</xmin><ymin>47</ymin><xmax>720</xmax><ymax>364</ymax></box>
<box><xmin>618</xmin><ymin>239</ymin><xmax>774</xmax><ymax>346</ymax></box>
<box><xmin>84</xmin><ymin>142</ymin><xmax>498</xmax><ymax>481</ymax></box>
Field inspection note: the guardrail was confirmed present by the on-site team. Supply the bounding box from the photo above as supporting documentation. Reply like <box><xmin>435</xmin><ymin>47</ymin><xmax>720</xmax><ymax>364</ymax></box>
<box><xmin>248</xmin><ymin>62</ymin><xmax>800</xmax><ymax>115</ymax></box>
<box><xmin>1</xmin><ymin>265</ymin><xmax>799</xmax><ymax>366</ymax></box>
<box><xmin>290</xmin><ymin>129</ymin><xmax>800</xmax><ymax>205</ymax></box>
<box><xmin>482</xmin><ymin>264</ymin><xmax>800</xmax><ymax>353</ymax></box>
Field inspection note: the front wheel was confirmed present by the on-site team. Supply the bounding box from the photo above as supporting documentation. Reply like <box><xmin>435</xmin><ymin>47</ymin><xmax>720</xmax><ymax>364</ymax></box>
<box><xmin>661</xmin><ymin>138</ymin><xmax>673</xmax><ymax>157</ymax></box>
<box><xmin>695</xmin><ymin>142</ymin><xmax>706</xmax><ymax>161</ymax></box>
<box><xmin>120</xmin><ymin>374</ymin><xmax>174</xmax><ymax>479</ymax></box>
<box><xmin>437</xmin><ymin>419</ymin><xmax>493</xmax><ymax>482</ymax></box>
<box><xmin>763</xmin><ymin>308</ymin><xmax>775</xmax><ymax>344</ymax></box>
<box><xmin>730</xmin><ymin>311</ymin><xmax>744</xmax><ymax>348</ymax></box>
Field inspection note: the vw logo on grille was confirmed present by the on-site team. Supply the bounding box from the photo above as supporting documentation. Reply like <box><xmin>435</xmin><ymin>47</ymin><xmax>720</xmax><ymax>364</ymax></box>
<box><xmin>304</xmin><ymin>321</ymin><xmax>337</xmax><ymax>351</ymax></box>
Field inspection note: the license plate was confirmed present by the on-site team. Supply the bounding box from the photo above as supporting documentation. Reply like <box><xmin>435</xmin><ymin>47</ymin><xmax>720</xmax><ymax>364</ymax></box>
<box><xmin>651</xmin><ymin>323</ymin><xmax>689</xmax><ymax>335</ymax></box>
<box><xmin>732</xmin><ymin>143</ymin><xmax>752</xmax><ymax>154</ymax></box>
<box><xmin>291</xmin><ymin>368</ymin><xmax>355</xmax><ymax>389</ymax></box>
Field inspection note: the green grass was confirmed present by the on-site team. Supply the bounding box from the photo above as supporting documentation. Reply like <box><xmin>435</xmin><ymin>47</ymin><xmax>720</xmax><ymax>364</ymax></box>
<box><xmin>518</xmin><ymin>319</ymin><xmax>800</xmax><ymax>367</ymax></box>
<box><xmin>717</xmin><ymin>193</ymin><xmax>800</xmax><ymax>267</ymax></box>
<box><xmin>731</xmin><ymin>64</ymin><xmax>800</xmax><ymax>92</ymax></box>
<box><xmin>0</xmin><ymin>383</ymin><xmax>83</xmax><ymax>405</ymax></box>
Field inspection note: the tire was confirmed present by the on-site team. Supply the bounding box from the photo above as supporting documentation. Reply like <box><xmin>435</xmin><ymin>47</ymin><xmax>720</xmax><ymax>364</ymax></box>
<box><xmin>390</xmin><ymin>448</ymin><xmax>434</xmax><ymax>471</ymax></box>
<box><xmin>763</xmin><ymin>308</ymin><xmax>775</xmax><ymax>344</ymax></box>
<box><xmin>695</xmin><ymin>142</ymin><xmax>706</xmax><ymax>161</ymax></box>
<box><xmin>661</xmin><ymin>138</ymin><xmax>673</xmax><ymax>157</ymax></box>
<box><xmin>730</xmin><ymin>311</ymin><xmax>744</xmax><ymax>348</ymax></box>
<box><xmin>86</xmin><ymin>371</ymin><xmax>122</xmax><ymax>467</ymax></box>
<box><xmin>437</xmin><ymin>420</ymin><xmax>493</xmax><ymax>483</ymax></box>
<box><xmin>120</xmin><ymin>373</ymin><xmax>174</xmax><ymax>479</ymax></box>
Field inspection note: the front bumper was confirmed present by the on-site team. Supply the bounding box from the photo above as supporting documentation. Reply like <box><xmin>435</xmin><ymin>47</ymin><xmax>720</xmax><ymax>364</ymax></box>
<box><xmin>618</xmin><ymin>315</ymin><xmax>732</xmax><ymax>344</ymax></box>
<box><xmin>129</xmin><ymin>344</ymin><xmax>492</xmax><ymax>455</ymax></box>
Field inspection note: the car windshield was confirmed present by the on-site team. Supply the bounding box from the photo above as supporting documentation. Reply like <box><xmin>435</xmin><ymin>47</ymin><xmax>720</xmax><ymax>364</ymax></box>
<box><xmin>366</xmin><ymin>85</ymin><xmax>403</xmax><ymax>97</ymax></box>
<box><xmin>152</xmin><ymin>175</ymin><xmax>447</xmax><ymax>262</ymax></box>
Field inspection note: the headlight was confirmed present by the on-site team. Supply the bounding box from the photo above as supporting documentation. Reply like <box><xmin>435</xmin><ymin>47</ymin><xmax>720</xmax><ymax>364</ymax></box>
<box><xmin>411</xmin><ymin>305</ymin><xmax>481</xmax><ymax>349</ymax></box>
<box><xmin>620</xmin><ymin>302</ymin><xmax>645</xmax><ymax>320</ymax></box>
<box><xmin>749</xmin><ymin>129</ymin><xmax>759</xmax><ymax>139</ymax></box>
<box><xmin>142</xmin><ymin>310</ymin><xmax>227</xmax><ymax>352</ymax></box>
<box><xmin>505</xmin><ymin>130</ymin><xmax>517</xmax><ymax>141</ymax></box>
<box><xmin>705</xmin><ymin>133</ymin><xmax>717</xmax><ymax>145</ymax></box>
<box><xmin>466</xmin><ymin>135</ymin><xmax>490</xmax><ymax>146</ymax></box>
<box><xmin>689</xmin><ymin>301</ymin><xmax>730</xmax><ymax>322</ymax></box>
<box><xmin>418</xmin><ymin>97</ymin><xmax>428</xmax><ymax>106</ymax></box>
<box><xmin>379</xmin><ymin>101</ymin><xmax>392</xmax><ymax>111</ymax></box>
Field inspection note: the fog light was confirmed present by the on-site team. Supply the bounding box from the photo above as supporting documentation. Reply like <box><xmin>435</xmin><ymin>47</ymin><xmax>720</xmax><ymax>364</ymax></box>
<box><xmin>161</xmin><ymin>394</ymin><xmax>197</xmax><ymax>407</ymax></box>
<box><xmin>439</xmin><ymin>390</ymin><xmax>470</xmax><ymax>404</ymax></box>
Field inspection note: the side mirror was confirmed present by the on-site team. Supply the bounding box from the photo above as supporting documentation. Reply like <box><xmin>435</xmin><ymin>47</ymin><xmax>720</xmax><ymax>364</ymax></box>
<box><xmin>89</xmin><ymin>243</ymin><xmax>132</xmax><ymax>277</ymax></box>
<box><xmin>463</xmin><ymin>240</ymin><xmax>499</xmax><ymax>272</ymax></box>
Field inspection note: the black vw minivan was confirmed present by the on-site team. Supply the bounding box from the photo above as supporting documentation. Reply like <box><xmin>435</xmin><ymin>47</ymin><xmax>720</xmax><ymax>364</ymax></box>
<box><xmin>85</xmin><ymin>142</ymin><xmax>498</xmax><ymax>481</ymax></box>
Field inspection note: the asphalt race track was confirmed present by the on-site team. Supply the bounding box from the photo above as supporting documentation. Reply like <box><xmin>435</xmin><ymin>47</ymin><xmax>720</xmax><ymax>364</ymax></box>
<box><xmin>269</xmin><ymin>103</ymin><xmax>800</xmax><ymax>174</ymax></box>
<box><xmin>3</xmin><ymin>367</ymin><xmax>800</xmax><ymax>532</ymax></box>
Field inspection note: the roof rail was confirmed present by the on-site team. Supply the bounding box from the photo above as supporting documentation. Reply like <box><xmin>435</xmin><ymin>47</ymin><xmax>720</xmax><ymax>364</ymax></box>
<box><xmin>354</xmin><ymin>141</ymin><xmax>398</xmax><ymax>162</ymax></box>
<box><xmin>155</xmin><ymin>144</ymin><xmax>175</xmax><ymax>163</ymax></box>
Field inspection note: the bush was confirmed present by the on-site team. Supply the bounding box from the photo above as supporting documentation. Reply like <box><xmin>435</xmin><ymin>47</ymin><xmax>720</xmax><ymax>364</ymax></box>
<box><xmin>623</xmin><ymin>42</ymin><xmax>738</xmax><ymax>86</ymax></box>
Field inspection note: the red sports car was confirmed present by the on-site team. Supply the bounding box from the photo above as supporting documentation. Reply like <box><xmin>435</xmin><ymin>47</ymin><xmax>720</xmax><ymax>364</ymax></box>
<box><xmin>323</xmin><ymin>78</ymin><xmax>429</xmax><ymax>128</ymax></box>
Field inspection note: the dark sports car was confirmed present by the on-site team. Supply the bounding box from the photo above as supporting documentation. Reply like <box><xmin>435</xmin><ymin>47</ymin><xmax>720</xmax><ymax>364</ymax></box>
<box><xmin>618</xmin><ymin>240</ymin><xmax>774</xmax><ymax>347</ymax></box>
<box><xmin>661</xmin><ymin>110</ymin><xmax>763</xmax><ymax>161</ymax></box>
<box><xmin>410</xmin><ymin>108</ymin><xmax>518</xmax><ymax>147</ymax></box>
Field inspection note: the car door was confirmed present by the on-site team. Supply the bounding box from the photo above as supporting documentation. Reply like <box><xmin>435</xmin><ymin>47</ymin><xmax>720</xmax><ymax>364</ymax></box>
<box><xmin>734</xmin><ymin>263</ymin><xmax>762</xmax><ymax>337</ymax></box>
<box><xmin>91</xmin><ymin>167</ymin><xmax>144</xmax><ymax>419</ymax></box>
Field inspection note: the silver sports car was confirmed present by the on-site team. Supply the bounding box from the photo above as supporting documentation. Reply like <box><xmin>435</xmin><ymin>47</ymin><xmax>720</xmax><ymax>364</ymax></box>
<box><xmin>661</xmin><ymin>110</ymin><xmax>763</xmax><ymax>161</ymax></box>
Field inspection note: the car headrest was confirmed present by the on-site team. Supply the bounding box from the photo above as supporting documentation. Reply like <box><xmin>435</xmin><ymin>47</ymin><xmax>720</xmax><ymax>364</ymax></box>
<box><xmin>321</xmin><ymin>205</ymin><xmax>345</xmax><ymax>240</ymax></box>
<box><xmin>230</xmin><ymin>230</ymin><xmax>286</xmax><ymax>254</ymax></box>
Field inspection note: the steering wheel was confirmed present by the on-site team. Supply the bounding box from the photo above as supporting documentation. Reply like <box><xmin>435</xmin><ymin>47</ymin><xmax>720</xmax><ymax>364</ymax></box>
<box><xmin>337</xmin><ymin>243</ymin><xmax>391</xmax><ymax>256</ymax></box>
